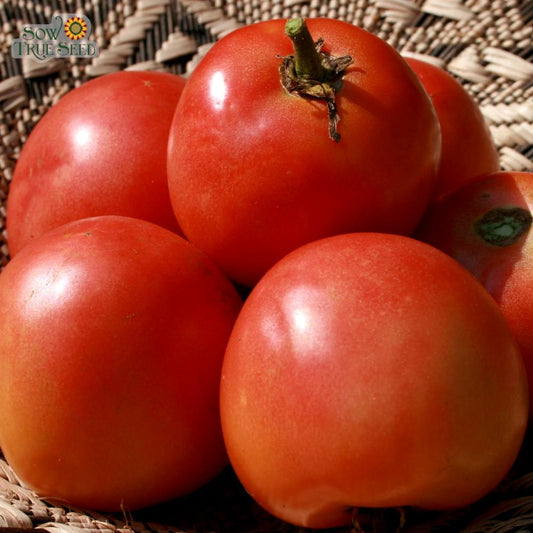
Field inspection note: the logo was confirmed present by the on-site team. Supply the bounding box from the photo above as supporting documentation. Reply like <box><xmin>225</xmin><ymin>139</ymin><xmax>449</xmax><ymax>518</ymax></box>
<box><xmin>11</xmin><ymin>14</ymin><xmax>99</xmax><ymax>62</ymax></box>
<box><xmin>64</xmin><ymin>17</ymin><xmax>88</xmax><ymax>41</ymax></box>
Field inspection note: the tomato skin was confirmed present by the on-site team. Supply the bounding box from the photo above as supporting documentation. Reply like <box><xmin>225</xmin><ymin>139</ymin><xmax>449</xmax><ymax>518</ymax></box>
<box><xmin>405</xmin><ymin>57</ymin><xmax>500</xmax><ymax>201</ymax></box>
<box><xmin>415</xmin><ymin>171</ymin><xmax>533</xmax><ymax>418</ymax></box>
<box><xmin>6</xmin><ymin>71</ymin><xmax>186</xmax><ymax>257</ymax></box>
<box><xmin>0</xmin><ymin>216</ymin><xmax>242</xmax><ymax>511</ymax></box>
<box><xmin>220</xmin><ymin>233</ymin><xmax>528</xmax><ymax>529</ymax></box>
<box><xmin>167</xmin><ymin>18</ymin><xmax>441</xmax><ymax>286</ymax></box>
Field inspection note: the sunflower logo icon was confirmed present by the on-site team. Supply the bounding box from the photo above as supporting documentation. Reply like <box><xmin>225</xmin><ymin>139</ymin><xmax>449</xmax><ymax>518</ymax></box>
<box><xmin>64</xmin><ymin>16</ymin><xmax>88</xmax><ymax>40</ymax></box>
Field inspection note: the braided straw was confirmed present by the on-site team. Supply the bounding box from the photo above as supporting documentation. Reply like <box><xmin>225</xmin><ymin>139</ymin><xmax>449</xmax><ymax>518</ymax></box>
<box><xmin>0</xmin><ymin>0</ymin><xmax>532</xmax><ymax>531</ymax></box>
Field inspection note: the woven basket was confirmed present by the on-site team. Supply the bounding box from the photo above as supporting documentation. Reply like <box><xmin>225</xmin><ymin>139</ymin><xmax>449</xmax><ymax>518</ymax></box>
<box><xmin>0</xmin><ymin>0</ymin><xmax>532</xmax><ymax>531</ymax></box>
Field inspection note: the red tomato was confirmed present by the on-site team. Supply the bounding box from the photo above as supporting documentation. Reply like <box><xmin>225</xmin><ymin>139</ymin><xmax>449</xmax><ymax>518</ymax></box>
<box><xmin>6</xmin><ymin>71</ymin><xmax>186</xmax><ymax>257</ymax></box>
<box><xmin>405</xmin><ymin>57</ymin><xmax>500</xmax><ymax>201</ymax></box>
<box><xmin>415</xmin><ymin>170</ymin><xmax>533</xmax><ymax>417</ymax></box>
<box><xmin>0</xmin><ymin>216</ymin><xmax>242</xmax><ymax>511</ymax></box>
<box><xmin>220</xmin><ymin>233</ymin><xmax>528</xmax><ymax>529</ymax></box>
<box><xmin>167</xmin><ymin>18</ymin><xmax>441</xmax><ymax>286</ymax></box>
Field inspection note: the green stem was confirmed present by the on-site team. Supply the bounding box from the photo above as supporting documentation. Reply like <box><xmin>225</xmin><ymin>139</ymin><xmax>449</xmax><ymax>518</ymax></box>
<box><xmin>285</xmin><ymin>18</ymin><xmax>329</xmax><ymax>81</ymax></box>
<box><xmin>280</xmin><ymin>17</ymin><xmax>353</xmax><ymax>142</ymax></box>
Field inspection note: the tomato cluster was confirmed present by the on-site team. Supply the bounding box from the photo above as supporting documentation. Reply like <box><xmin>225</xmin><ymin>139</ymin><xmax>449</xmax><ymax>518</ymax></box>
<box><xmin>0</xmin><ymin>16</ymin><xmax>530</xmax><ymax>531</ymax></box>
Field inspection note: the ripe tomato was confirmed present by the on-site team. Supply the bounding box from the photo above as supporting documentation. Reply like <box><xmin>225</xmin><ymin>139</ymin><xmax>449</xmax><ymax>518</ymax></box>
<box><xmin>415</xmin><ymin>170</ymin><xmax>533</xmax><ymax>417</ymax></box>
<box><xmin>167</xmin><ymin>17</ymin><xmax>441</xmax><ymax>286</ymax></box>
<box><xmin>0</xmin><ymin>216</ymin><xmax>242</xmax><ymax>511</ymax></box>
<box><xmin>220</xmin><ymin>233</ymin><xmax>528</xmax><ymax>529</ymax></box>
<box><xmin>6</xmin><ymin>71</ymin><xmax>186</xmax><ymax>257</ymax></box>
<box><xmin>405</xmin><ymin>57</ymin><xmax>500</xmax><ymax>201</ymax></box>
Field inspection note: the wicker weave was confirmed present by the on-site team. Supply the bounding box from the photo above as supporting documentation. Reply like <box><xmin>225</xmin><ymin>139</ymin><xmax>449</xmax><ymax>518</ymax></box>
<box><xmin>0</xmin><ymin>0</ymin><xmax>532</xmax><ymax>531</ymax></box>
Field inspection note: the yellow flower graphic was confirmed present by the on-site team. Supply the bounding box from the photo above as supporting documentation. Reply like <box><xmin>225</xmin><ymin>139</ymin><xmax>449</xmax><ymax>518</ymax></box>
<box><xmin>64</xmin><ymin>17</ymin><xmax>87</xmax><ymax>40</ymax></box>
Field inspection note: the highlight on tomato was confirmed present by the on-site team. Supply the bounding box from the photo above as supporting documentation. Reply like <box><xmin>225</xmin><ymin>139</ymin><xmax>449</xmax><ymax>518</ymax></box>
<box><xmin>0</xmin><ymin>215</ymin><xmax>242</xmax><ymax>511</ymax></box>
<box><xmin>415</xmin><ymin>170</ymin><xmax>533</xmax><ymax>418</ymax></box>
<box><xmin>167</xmin><ymin>17</ymin><xmax>441</xmax><ymax>286</ymax></box>
<box><xmin>220</xmin><ymin>232</ymin><xmax>528</xmax><ymax>529</ymax></box>
<box><xmin>6</xmin><ymin>70</ymin><xmax>186</xmax><ymax>257</ymax></box>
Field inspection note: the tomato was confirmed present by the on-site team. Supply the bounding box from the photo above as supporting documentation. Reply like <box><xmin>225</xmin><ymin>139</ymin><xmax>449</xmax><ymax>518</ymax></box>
<box><xmin>415</xmin><ymin>170</ymin><xmax>533</xmax><ymax>418</ymax></box>
<box><xmin>405</xmin><ymin>57</ymin><xmax>500</xmax><ymax>201</ymax></box>
<box><xmin>220</xmin><ymin>232</ymin><xmax>528</xmax><ymax>529</ymax></box>
<box><xmin>167</xmin><ymin>17</ymin><xmax>441</xmax><ymax>286</ymax></box>
<box><xmin>6</xmin><ymin>71</ymin><xmax>186</xmax><ymax>257</ymax></box>
<box><xmin>0</xmin><ymin>216</ymin><xmax>242</xmax><ymax>511</ymax></box>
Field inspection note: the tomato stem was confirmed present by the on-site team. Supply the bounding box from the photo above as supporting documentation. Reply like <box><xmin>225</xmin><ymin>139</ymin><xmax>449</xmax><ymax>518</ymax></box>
<box><xmin>474</xmin><ymin>206</ymin><xmax>532</xmax><ymax>247</ymax></box>
<box><xmin>284</xmin><ymin>17</ymin><xmax>331</xmax><ymax>82</ymax></box>
<box><xmin>280</xmin><ymin>17</ymin><xmax>353</xmax><ymax>142</ymax></box>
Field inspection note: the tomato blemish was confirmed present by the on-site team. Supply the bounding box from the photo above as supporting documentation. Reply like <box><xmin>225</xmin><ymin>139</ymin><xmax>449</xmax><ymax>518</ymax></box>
<box><xmin>474</xmin><ymin>206</ymin><xmax>532</xmax><ymax>247</ymax></box>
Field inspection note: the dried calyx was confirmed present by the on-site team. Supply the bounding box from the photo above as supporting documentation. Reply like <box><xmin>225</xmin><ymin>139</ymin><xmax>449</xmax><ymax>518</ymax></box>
<box><xmin>279</xmin><ymin>17</ymin><xmax>353</xmax><ymax>142</ymax></box>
